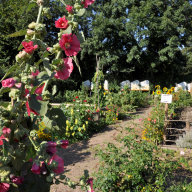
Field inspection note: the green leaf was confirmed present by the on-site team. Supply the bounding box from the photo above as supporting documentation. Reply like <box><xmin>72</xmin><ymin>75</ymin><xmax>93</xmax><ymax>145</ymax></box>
<box><xmin>0</xmin><ymin>87</ymin><xmax>10</xmax><ymax>96</ymax></box>
<box><xmin>29</xmin><ymin>95</ymin><xmax>48</xmax><ymax>116</ymax></box>
<box><xmin>62</xmin><ymin>25</ymin><xmax>72</xmax><ymax>34</ymax></box>
<box><xmin>7</xmin><ymin>29</ymin><xmax>27</xmax><ymax>38</ymax></box>
<box><xmin>0</xmin><ymin>64</ymin><xmax>18</xmax><ymax>82</ymax></box>
<box><xmin>73</xmin><ymin>56</ymin><xmax>82</xmax><ymax>76</ymax></box>
<box><xmin>0</xmin><ymin>101</ymin><xmax>9</xmax><ymax>108</ymax></box>
<box><xmin>33</xmin><ymin>71</ymin><xmax>49</xmax><ymax>86</ymax></box>
<box><xmin>26</xmin><ymin>2</ymin><xmax>37</xmax><ymax>13</ymax></box>
<box><xmin>52</xmin><ymin>85</ymin><xmax>57</xmax><ymax>96</ymax></box>
<box><xmin>77</xmin><ymin>31</ymin><xmax>85</xmax><ymax>43</ymax></box>
<box><xmin>76</xmin><ymin>8</ymin><xmax>85</xmax><ymax>16</ymax></box>
<box><xmin>43</xmin><ymin>58</ymin><xmax>52</xmax><ymax>76</ymax></box>
<box><xmin>0</xmin><ymin>166</ymin><xmax>10</xmax><ymax>177</ymax></box>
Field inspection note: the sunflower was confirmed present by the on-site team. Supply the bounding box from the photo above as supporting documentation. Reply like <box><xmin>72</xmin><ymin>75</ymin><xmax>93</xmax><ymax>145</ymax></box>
<box><xmin>171</xmin><ymin>87</ymin><xmax>175</xmax><ymax>91</ymax></box>
<box><xmin>163</xmin><ymin>87</ymin><xmax>167</xmax><ymax>92</ymax></box>
<box><xmin>167</xmin><ymin>90</ymin><xmax>171</xmax><ymax>94</ymax></box>
<box><xmin>156</xmin><ymin>90</ymin><xmax>161</xmax><ymax>95</ymax></box>
<box><xmin>155</xmin><ymin>85</ymin><xmax>160</xmax><ymax>89</ymax></box>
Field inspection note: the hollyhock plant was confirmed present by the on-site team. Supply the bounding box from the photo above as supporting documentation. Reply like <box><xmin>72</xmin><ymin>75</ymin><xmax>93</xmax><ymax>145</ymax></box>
<box><xmin>0</xmin><ymin>183</ymin><xmax>10</xmax><ymax>192</ymax></box>
<box><xmin>55</xmin><ymin>16</ymin><xmax>69</xmax><ymax>29</ymax></box>
<box><xmin>82</xmin><ymin>0</ymin><xmax>95</xmax><ymax>8</ymax></box>
<box><xmin>54</xmin><ymin>57</ymin><xmax>73</xmax><ymax>80</ymax></box>
<box><xmin>2</xmin><ymin>78</ymin><xmax>16</xmax><ymax>88</ymax></box>
<box><xmin>59</xmin><ymin>33</ymin><xmax>80</xmax><ymax>56</ymax></box>
<box><xmin>87</xmin><ymin>178</ymin><xmax>94</xmax><ymax>192</ymax></box>
<box><xmin>22</xmin><ymin>41</ymin><xmax>38</xmax><ymax>54</ymax></box>
<box><xmin>66</xmin><ymin>5</ymin><xmax>73</xmax><ymax>14</ymax></box>
<box><xmin>11</xmin><ymin>176</ymin><xmax>24</xmax><ymax>185</ymax></box>
<box><xmin>48</xmin><ymin>154</ymin><xmax>64</xmax><ymax>174</ymax></box>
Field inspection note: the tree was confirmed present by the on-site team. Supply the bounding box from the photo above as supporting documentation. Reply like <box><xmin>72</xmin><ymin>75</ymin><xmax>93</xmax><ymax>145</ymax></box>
<box><xmin>79</xmin><ymin>0</ymin><xmax>192</xmax><ymax>85</ymax></box>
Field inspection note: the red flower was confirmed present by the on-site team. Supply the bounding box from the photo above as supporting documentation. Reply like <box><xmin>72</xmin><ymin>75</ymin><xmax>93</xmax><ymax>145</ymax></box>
<box><xmin>75</xmin><ymin>96</ymin><xmax>79</xmax><ymax>99</ymax></box>
<box><xmin>2</xmin><ymin>78</ymin><xmax>16</xmax><ymax>88</ymax></box>
<box><xmin>31</xmin><ymin>70</ymin><xmax>40</xmax><ymax>77</ymax></box>
<box><xmin>48</xmin><ymin>154</ymin><xmax>64</xmax><ymax>174</ymax></box>
<box><xmin>82</xmin><ymin>0</ymin><xmax>95</xmax><ymax>8</ymax></box>
<box><xmin>96</xmin><ymin>109</ymin><xmax>100</xmax><ymax>113</ymax></box>
<box><xmin>60</xmin><ymin>140</ymin><xmax>69</xmax><ymax>149</ymax></box>
<box><xmin>87</xmin><ymin>178</ymin><xmax>94</xmax><ymax>192</ymax></box>
<box><xmin>88</xmin><ymin>117</ymin><xmax>91</xmax><ymax>120</ymax></box>
<box><xmin>31</xmin><ymin>163</ymin><xmax>41</xmax><ymax>174</ymax></box>
<box><xmin>22</xmin><ymin>41</ymin><xmax>38</xmax><ymax>54</ymax></box>
<box><xmin>46</xmin><ymin>141</ymin><xmax>57</xmax><ymax>156</ymax></box>
<box><xmin>73</xmin><ymin>99</ymin><xmax>76</xmax><ymax>102</ymax></box>
<box><xmin>54</xmin><ymin>57</ymin><xmax>73</xmax><ymax>80</ymax></box>
<box><xmin>55</xmin><ymin>16</ymin><xmax>69</xmax><ymax>29</ymax></box>
<box><xmin>0</xmin><ymin>127</ymin><xmax>11</xmax><ymax>145</ymax></box>
<box><xmin>0</xmin><ymin>183</ymin><xmax>10</xmax><ymax>192</ymax></box>
<box><xmin>59</xmin><ymin>33</ymin><xmax>80</xmax><ymax>56</ymax></box>
<box><xmin>66</xmin><ymin>5</ymin><xmax>73</xmax><ymax>14</ymax></box>
<box><xmin>83</xmin><ymin>100</ymin><xmax>87</xmax><ymax>102</ymax></box>
<box><xmin>11</xmin><ymin>176</ymin><xmax>24</xmax><ymax>185</ymax></box>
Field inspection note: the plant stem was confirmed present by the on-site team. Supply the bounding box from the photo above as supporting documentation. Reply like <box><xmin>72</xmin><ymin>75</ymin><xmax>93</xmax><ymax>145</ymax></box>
<box><xmin>29</xmin><ymin>136</ymin><xmax>39</xmax><ymax>151</ymax></box>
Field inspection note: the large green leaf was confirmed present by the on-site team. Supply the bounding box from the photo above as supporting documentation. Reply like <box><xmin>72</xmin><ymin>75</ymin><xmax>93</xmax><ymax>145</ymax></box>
<box><xmin>76</xmin><ymin>8</ymin><xmax>85</xmax><ymax>16</ymax></box>
<box><xmin>0</xmin><ymin>64</ymin><xmax>18</xmax><ymax>82</ymax></box>
<box><xmin>29</xmin><ymin>95</ymin><xmax>48</xmax><ymax>116</ymax></box>
<box><xmin>7</xmin><ymin>29</ymin><xmax>27</xmax><ymax>38</ymax></box>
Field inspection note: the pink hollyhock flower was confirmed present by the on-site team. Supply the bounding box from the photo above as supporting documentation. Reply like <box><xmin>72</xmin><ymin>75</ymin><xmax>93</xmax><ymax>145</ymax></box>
<box><xmin>82</xmin><ymin>0</ymin><xmax>95</xmax><ymax>8</ymax></box>
<box><xmin>22</xmin><ymin>41</ymin><xmax>38</xmax><ymax>54</ymax></box>
<box><xmin>31</xmin><ymin>70</ymin><xmax>40</xmax><ymax>77</ymax></box>
<box><xmin>83</xmin><ymin>100</ymin><xmax>87</xmax><ymax>102</ymax></box>
<box><xmin>2</xmin><ymin>78</ymin><xmax>16</xmax><ymax>88</ymax></box>
<box><xmin>48</xmin><ymin>154</ymin><xmax>64</xmax><ymax>174</ymax></box>
<box><xmin>87</xmin><ymin>178</ymin><xmax>94</xmax><ymax>192</ymax></box>
<box><xmin>66</xmin><ymin>5</ymin><xmax>73</xmax><ymax>14</ymax></box>
<box><xmin>11</xmin><ymin>176</ymin><xmax>24</xmax><ymax>185</ymax></box>
<box><xmin>0</xmin><ymin>183</ymin><xmax>10</xmax><ymax>192</ymax></box>
<box><xmin>55</xmin><ymin>16</ymin><xmax>69</xmax><ymax>29</ymax></box>
<box><xmin>54</xmin><ymin>57</ymin><xmax>73</xmax><ymax>80</ymax></box>
<box><xmin>60</xmin><ymin>140</ymin><xmax>69</xmax><ymax>149</ymax></box>
<box><xmin>59</xmin><ymin>33</ymin><xmax>80</xmax><ymax>56</ymax></box>
<box><xmin>46</xmin><ymin>141</ymin><xmax>57</xmax><ymax>156</ymax></box>
<box><xmin>2</xmin><ymin>127</ymin><xmax>11</xmax><ymax>137</ymax></box>
<box><xmin>15</xmin><ymin>83</ymin><xmax>22</xmax><ymax>88</ymax></box>
<box><xmin>35</xmin><ymin>83</ymin><xmax>45</xmax><ymax>95</ymax></box>
<box><xmin>31</xmin><ymin>163</ymin><xmax>41</xmax><ymax>174</ymax></box>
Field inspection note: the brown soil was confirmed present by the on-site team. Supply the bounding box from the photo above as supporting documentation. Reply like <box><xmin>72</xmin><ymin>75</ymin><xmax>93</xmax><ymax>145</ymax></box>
<box><xmin>50</xmin><ymin>107</ymin><xmax>152</xmax><ymax>192</ymax></box>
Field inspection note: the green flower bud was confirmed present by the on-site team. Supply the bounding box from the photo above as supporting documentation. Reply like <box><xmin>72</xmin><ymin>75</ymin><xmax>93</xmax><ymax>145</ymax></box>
<box><xmin>28</xmin><ymin>22</ymin><xmax>36</xmax><ymax>29</ymax></box>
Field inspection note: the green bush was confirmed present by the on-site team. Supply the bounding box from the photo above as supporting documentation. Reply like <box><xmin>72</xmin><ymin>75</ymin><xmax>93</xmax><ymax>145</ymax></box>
<box><xmin>94</xmin><ymin>129</ymin><xmax>178</xmax><ymax>192</ymax></box>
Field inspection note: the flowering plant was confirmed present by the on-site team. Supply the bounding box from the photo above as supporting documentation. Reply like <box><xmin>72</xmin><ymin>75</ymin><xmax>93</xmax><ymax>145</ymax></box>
<box><xmin>0</xmin><ymin>0</ymin><xmax>94</xmax><ymax>191</ymax></box>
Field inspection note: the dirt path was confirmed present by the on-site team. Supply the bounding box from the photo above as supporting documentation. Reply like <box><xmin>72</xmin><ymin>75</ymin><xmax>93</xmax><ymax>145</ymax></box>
<box><xmin>50</xmin><ymin>107</ymin><xmax>152</xmax><ymax>192</ymax></box>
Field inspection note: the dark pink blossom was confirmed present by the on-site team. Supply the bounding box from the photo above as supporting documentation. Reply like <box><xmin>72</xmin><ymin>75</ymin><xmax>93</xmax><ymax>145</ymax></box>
<box><xmin>31</xmin><ymin>70</ymin><xmax>40</xmax><ymax>77</ymax></box>
<box><xmin>11</xmin><ymin>176</ymin><xmax>24</xmax><ymax>185</ymax></box>
<box><xmin>0</xmin><ymin>183</ymin><xmax>10</xmax><ymax>192</ymax></box>
<box><xmin>0</xmin><ymin>127</ymin><xmax>11</xmax><ymax>145</ymax></box>
<box><xmin>22</xmin><ymin>41</ymin><xmax>38</xmax><ymax>54</ymax></box>
<box><xmin>55</xmin><ymin>16</ymin><xmax>69</xmax><ymax>29</ymax></box>
<box><xmin>2</xmin><ymin>78</ymin><xmax>16</xmax><ymax>88</ymax></box>
<box><xmin>82</xmin><ymin>0</ymin><xmax>95</xmax><ymax>8</ymax></box>
<box><xmin>31</xmin><ymin>163</ymin><xmax>41</xmax><ymax>174</ymax></box>
<box><xmin>59</xmin><ymin>33</ymin><xmax>80</xmax><ymax>56</ymax></box>
<box><xmin>46</xmin><ymin>141</ymin><xmax>57</xmax><ymax>156</ymax></box>
<box><xmin>48</xmin><ymin>154</ymin><xmax>64</xmax><ymax>174</ymax></box>
<box><xmin>66</xmin><ymin>5</ymin><xmax>73</xmax><ymax>14</ymax></box>
<box><xmin>54</xmin><ymin>57</ymin><xmax>73</xmax><ymax>80</ymax></box>
<box><xmin>87</xmin><ymin>178</ymin><xmax>94</xmax><ymax>192</ymax></box>
<box><xmin>60</xmin><ymin>140</ymin><xmax>69</xmax><ymax>149</ymax></box>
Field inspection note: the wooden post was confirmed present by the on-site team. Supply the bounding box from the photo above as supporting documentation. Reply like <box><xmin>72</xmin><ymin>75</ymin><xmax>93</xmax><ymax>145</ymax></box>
<box><xmin>163</xmin><ymin>103</ymin><xmax>169</xmax><ymax>144</ymax></box>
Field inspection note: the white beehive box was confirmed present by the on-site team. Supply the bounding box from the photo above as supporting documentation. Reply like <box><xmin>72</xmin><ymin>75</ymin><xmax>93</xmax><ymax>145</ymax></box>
<box><xmin>82</xmin><ymin>80</ymin><xmax>91</xmax><ymax>90</ymax></box>
<box><xmin>104</xmin><ymin>80</ymin><xmax>109</xmax><ymax>90</ymax></box>
<box><xmin>120</xmin><ymin>80</ymin><xmax>131</xmax><ymax>90</ymax></box>
<box><xmin>140</xmin><ymin>80</ymin><xmax>150</xmax><ymax>91</ymax></box>
<box><xmin>131</xmin><ymin>80</ymin><xmax>140</xmax><ymax>90</ymax></box>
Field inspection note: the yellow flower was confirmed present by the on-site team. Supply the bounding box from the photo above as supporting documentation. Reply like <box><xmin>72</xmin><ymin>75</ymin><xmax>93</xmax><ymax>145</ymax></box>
<box><xmin>167</xmin><ymin>90</ymin><xmax>171</xmax><ymax>94</ymax></box>
<box><xmin>85</xmin><ymin>121</ymin><xmax>88</xmax><ymax>125</ymax></box>
<box><xmin>70</xmin><ymin>126</ymin><xmax>73</xmax><ymax>130</ymax></box>
<box><xmin>66</xmin><ymin>120</ymin><xmax>69</xmax><ymax>125</ymax></box>
<box><xmin>171</xmin><ymin>87</ymin><xmax>175</xmax><ymax>91</ymax></box>
<box><xmin>155</xmin><ymin>85</ymin><xmax>160</xmax><ymax>89</ymax></box>
<box><xmin>75</xmin><ymin>119</ymin><xmax>78</xmax><ymax>124</ymax></box>
<box><xmin>99</xmin><ymin>85</ymin><xmax>102</xmax><ymax>89</ymax></box>
<box><xmin>72</xmin><ymin>132</ymin><xmax>75</xmax><ymax>136</ymax></box>
<box><xmin>152</xmin><ymin>91</ymin><xmax>154</xmax><ymax>95</ymax></box>
<box><xmin>163</xmin><ymin>87</ymin><xmax>167</xmax><ymax>92</ymax></box>
<box><xmin>78</xmin><ymin>128</ymin><xmax>81</xmax><ymax>132</ymax></box>
<box><xmin>66</xmin><ymin>126</ymin><xmax>69</xmax><ymax>131</ymax></box>
<box><xmin>71</xmin><ymin>108</ymin><xmax>74</xmax><ymax>115</ymax></box>
<box><xmin>156</xmin><ymin>90</ymin><xmax>161</xmax><ymax>95</ymax></box>
<box><xmin>65</xmin><ymin>132</ymin><xmax>70</xmax><ymax>137</ymax></box>
<box><xmin>128</xmin><ymin>175</ymin><xmax>132</xmax><ymax>179</ymax></box>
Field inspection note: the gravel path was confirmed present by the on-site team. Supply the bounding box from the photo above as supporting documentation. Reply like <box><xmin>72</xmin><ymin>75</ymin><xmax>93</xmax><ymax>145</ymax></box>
<box><xmin>50</xmin><ymin>107</ymin><xmax>152</xmax><ymax>192</ymax></box>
